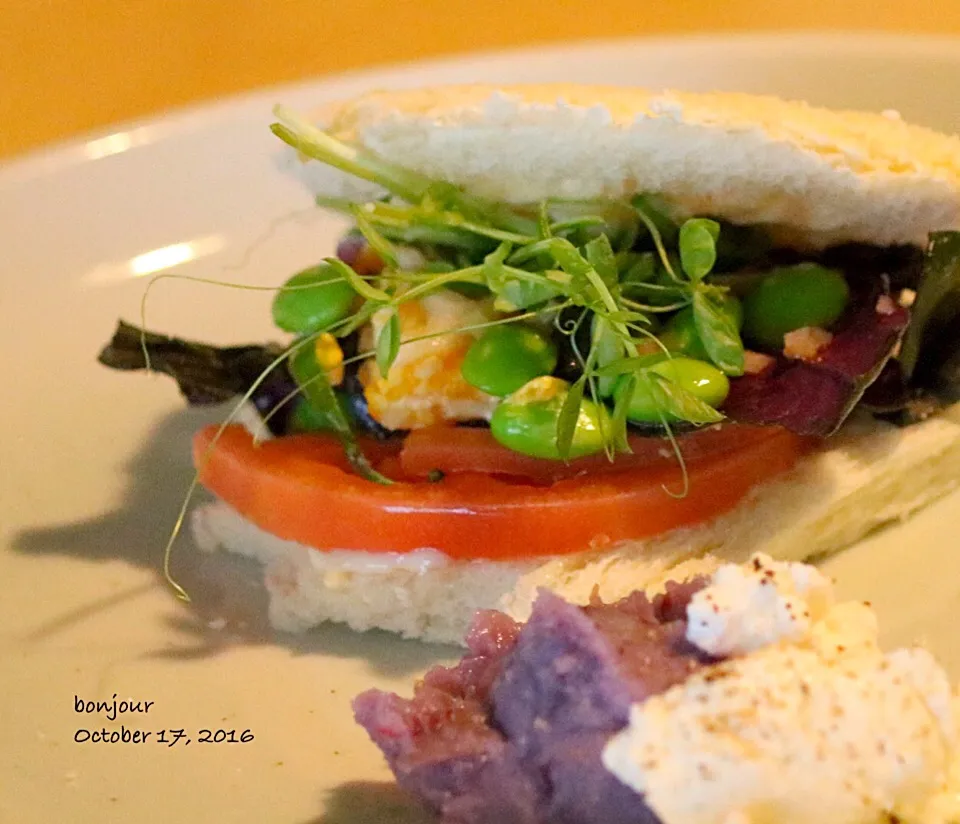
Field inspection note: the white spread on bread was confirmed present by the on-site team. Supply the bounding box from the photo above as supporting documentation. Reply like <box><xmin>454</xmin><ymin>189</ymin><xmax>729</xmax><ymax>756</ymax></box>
<box><xmin>602</xmin><ymin>555</ymin><xmax>960</xmax><ymax>824</ymax></box>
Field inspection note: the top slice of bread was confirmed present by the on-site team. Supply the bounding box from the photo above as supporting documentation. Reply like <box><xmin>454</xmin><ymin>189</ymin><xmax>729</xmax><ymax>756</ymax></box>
<box><xmin>288</xmin><ymin>84</ymin><xmax>960</xmax><ymax>249</ymax></box>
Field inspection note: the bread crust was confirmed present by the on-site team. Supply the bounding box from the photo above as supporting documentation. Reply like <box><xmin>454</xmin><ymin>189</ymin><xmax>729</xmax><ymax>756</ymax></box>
<box><xmin>286</xmin><ymin>84</ymin><xmax>960</xmax><ymax>249</ymax></box>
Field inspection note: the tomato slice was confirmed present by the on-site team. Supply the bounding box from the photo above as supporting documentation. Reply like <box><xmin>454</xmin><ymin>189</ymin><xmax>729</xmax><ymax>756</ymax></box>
<box><xmin>194</xmin><ymin>424</ymin><xmax>810</xmax><ymax>560</ymax></box>
<box><xmin>400</xmin><ymin>423</ymin><xmax>796</xmax><ymax>483</ymax></box>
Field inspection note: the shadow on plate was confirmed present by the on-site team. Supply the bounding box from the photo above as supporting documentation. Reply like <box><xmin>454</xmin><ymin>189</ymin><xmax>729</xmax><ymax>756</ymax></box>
<box><xmin>304</xmin><ymin>782</ymin><xmax>431</xmax><ymax>824</ymax></box>
<box><xmin>11</xmin><ymin>406</ymin><xmax>455</xmax><ymax>676</ymax></box>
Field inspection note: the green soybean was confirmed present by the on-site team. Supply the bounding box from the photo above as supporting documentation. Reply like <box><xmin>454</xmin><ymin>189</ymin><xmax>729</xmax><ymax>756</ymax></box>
<box><xmin>490</xmin><ymin>380</ymin><xmax>610</xmax><ymax>459</ymax></box>
<box><xmin>616</xmin><ymin>357</ymin><xmax>729</xmax><ymax>424</ymax></box>
<box><xmin>660</xmin><ymin>297</ymin><xmax>743</xmax><ymax>362</ymax></box>
<box><xmin>461</xmin><ymin>324</ymin><xmax>558</xmax><ymax>397</ymax></box>
<box><xmin>742</xmin><ymin>264</ymin><xmax>849</xmax><ymax>349</ymax></box>
<box><xmin>272</xmin><ymin>263</ymin><xmax>357</xmax><ymax>334</ymax></box>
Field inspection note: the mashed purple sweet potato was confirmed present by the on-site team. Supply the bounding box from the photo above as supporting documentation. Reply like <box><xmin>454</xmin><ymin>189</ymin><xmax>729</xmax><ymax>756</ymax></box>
<box><xmin>353</xmin><ymin>580</ymin><xmax>711</xmax><ymax>824</ymax></box>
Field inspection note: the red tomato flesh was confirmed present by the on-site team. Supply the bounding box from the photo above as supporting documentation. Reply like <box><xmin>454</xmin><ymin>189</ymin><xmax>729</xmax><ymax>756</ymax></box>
<box><xmin>400</xmin><ymin>424</ymin><xmax>799</xmax><ymax>484</ymax></box>
<box><xmin>193</xmin><ymin>424</ymin><xmax>810</xmax><ymax>560</ymax></box>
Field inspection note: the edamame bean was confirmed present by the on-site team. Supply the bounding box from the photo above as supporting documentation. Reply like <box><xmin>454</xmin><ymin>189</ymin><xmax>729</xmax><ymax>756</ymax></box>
<box><xmin>615</xmin><ymin>357</ymin><xmax>729</xmax><ymax>424</ymax></box>
<box><xmin>461</xmin><ymin>324</ymin><xmax>558</xmax><ymax>397</ymax></box>
<box><xmin>742</xmin><ymin>264</ymin><xmax>849</xmax><ymax>349</ymax></box>
<box><xmin>659</xmin><ymin>297</ymin><xmax>744</xmax><ymax>361</ymax></box>
<box><xmin>272</xmin><ymin>263</ymin><xmax>357</xmax><ymax>334</ymax></box>
<box><xmin>490</xmin><ymin>376</ymin><xmax>610</xmax><ymax>459</ymax></box>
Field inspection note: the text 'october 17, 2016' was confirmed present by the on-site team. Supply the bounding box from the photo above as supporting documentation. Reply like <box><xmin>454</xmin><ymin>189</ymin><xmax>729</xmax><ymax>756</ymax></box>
<box><xmin>73</xmin><ymin>695</ymin><xmax>255</xmax><ymax>747</ymax></box>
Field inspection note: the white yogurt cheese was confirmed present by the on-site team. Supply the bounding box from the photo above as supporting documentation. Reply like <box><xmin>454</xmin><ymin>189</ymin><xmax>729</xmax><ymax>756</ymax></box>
<box><xmin>602</xmin><ymin>553</ymin><xmax>960</xmax><ymax>824</ymax></box>
<box><xmin>685</xmin><ymin>553</ymin><xmax>835</xmax><ymax>656</ymax></box>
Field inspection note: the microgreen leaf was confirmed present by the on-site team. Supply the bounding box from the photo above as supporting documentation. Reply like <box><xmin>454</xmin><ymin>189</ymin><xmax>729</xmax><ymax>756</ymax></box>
<box><xmin>545</xmin><ymin>237</ymin><xmax>594</xmax><ymax>280</ymax></box>
<box><xmin>288</xmin><ymin>343</ymin><xmax>393</xmax><ymax>484</ymax></box>
<box><xmin>633</xmin><ymin>194</ymin><xmax>679</xmax><ymax>245</ymax></box>
<box><xmin>495</xmin><ymin>280</ymin><xmax>563</xmax><ymax>311</ymax></box>
<box><xmin>318</xmin><ymin>199</ymin><xmax>493</xmax><ymax>254</ymax></box>
<box><xmin>484</xmin><ymin>242</ymin><xmax>563</xmax><ymax>309</ymax></box>
<box><xmin>549</xmin><ymin>216</ymin><xmax>608</xmax><ymax>236</ymax></box>
<box><xmin>585</xmin><ymin>234</ymin><xmax>619</xmax><ymax>289</ymax></box>
<box><xmin>387</xmin><ymin>224</ymin><xmax>495</xmax><ymax>255</ymax></box>
<box><xmin>591</xmin><ymin>317</ymin><xmax>627</xmax><ymax>396</ymax></box>
<box><xmin>483</xmin><ymin>241</ymin><xmax>563</xmax><ymax>312</ymax></box>
<box><xmin>434</xmin><ymin>213</ymin><xmax>536</xmax><ymax>245</ymax></box>
<box><xmin>392</xmin><ymin>266</ymin><xmax>489</xmax><ymax>305</ymax></box>
<box><xmin>345</xmin><ymin>199</ymin><xmax>533</xmax><ymax>251</ymax></box>
<box><xmin>482</xmin><ymin>240</ymin><xmax>513</xmax><ymax>275</ymax></box>
<box><xmin>531</xmin><ymin>237</ymin><xmax>619</xmax><ymax>316</ymax></box>
<box><xmin>618</xmin><ymin>252</ymin><xmax>658</xmax><ymax>284</ymax></box>
<box><xmin>333</xmin><ymin>299</ymin><xmax>380</xmax><ymax>339</ymax></box>
<box><xmin>692</xmin><ymin>287</ymin><xmax>745</xmax><ymax>376</ymax></box>
<box><xmin>610</xmin><ymin>372</ymin><xmax>636</xmax><ymax>453</ymax></box>
<box><xmin>352</xmin><ymin>206</ymin><xmax>399</xmax><ymax>269</ymax></box>
<box><xmin>632</xmin><ymin>198</ymin><xmax>681</xmax><ymax>282</ymax></box>
<box><xmin>538</xmin><ymin>201</ymin><xmax>552</xmax><ymax>239</ymax></box>
<box><xmin>420</xmin><ymin>261</ymin><xmax>457</xmax><ymax>274</ymax></box>
<box><xmin>375</xmin><ymin>311</ymin><xmax>401</xmax><ymax>378</ymax></box>
<box><xmin>556</xmin><ymin>377</ymin><xmax>586</xmax><ymax>461</ymax></box>
<box><xmin>271</xmin><ymin>107</ymin><xmax>430</xmax><ymax>204</ymax></box>
<box><xmin>506</xmin><ymin>238</ymin><xmax>561</xmax><ymax>268</ymax></box>
<box><xmin>679</xmin><ymin>218</ymin><xmax>720</xmax><ymax>282</ymax></box>
<box><xmin>322</xmin><ymin>257</ymin><xmax>390</xmax><ymax>303</ymax></box>
<box><xmin>646</xmin><ymin>371</ymin><xmax>725</xmax><ymax>425</ymax></box>
<box><xmin>594</xmin><ymin>353</ymin><xmax>668</xmax><ymax>378</ymax></box>
<box><xmin>421</xmin><ymin>181</ymin><xmax>462</xmax><ymax>211</ymax></box>
<box><xmin>422</xmin><ymin>181</ymin><xmax>539</xmax><ymax>237</ymax></box>
<box><xmin>600</xmin><ymin>309</ymin><xmax>649</xmax><ymax>325</ymax></box>
<box><xmin>656</xmin><ymin>415</ymin><xmax>690</xmax><ymax>499</ymax></box>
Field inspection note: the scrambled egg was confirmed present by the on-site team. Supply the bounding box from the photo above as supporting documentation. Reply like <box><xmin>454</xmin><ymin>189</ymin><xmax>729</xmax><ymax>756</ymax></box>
<box><xmin>359</xmin><ymin>290</ymin><xmax>500</xmax><ymax>430</ymax></box>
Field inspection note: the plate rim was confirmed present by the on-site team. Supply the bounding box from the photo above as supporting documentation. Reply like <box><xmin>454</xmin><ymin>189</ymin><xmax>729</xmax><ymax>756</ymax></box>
<box><xmin>4</xmin><ymin>29</ymin><xmax>960</xmax><ymax>179</ymax></box>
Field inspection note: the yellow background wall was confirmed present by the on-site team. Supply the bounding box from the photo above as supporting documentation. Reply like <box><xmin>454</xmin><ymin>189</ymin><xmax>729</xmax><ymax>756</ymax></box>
<box><xmin>3</xmin><ymin>0</ymin><xmax>960</xmax><ymax>158</ymax></box>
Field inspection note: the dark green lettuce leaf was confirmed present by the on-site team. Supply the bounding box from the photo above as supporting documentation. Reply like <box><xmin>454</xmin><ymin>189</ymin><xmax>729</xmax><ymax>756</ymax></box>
<box><xmin>98</xmin><ymin>320</ymin><xmax>289</xmax><ymax>411</ymax></box>
<box><xmin>898</xmin><ymin>232</ymin><xmax>960</xmax><ymax>388</ymax></box>
<box><xmin>98</xmin><ymin>320</ymin><xmax>393</xmax><ymax>441</ymax></box>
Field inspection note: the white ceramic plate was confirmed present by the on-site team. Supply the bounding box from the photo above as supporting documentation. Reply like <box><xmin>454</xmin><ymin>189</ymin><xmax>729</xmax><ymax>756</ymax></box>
<box><xmin>3</xmin><ymin>32</ymin><xmax>960</xmax><ymax>824</ymax></box>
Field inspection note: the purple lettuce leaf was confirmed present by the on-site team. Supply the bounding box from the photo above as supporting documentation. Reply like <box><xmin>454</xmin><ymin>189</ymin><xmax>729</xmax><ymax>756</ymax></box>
<box><xmin>723</xmin><ymin>298</ymin><xmax>909</xmax><ymax>436</ymax></box>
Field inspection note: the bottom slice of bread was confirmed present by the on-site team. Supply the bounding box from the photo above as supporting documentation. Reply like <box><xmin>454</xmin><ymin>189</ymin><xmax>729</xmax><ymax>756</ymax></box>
<box><xmin>192</xmin><ymin>405</ymin><xmax>960</xmax><ymax>645</ymax></box>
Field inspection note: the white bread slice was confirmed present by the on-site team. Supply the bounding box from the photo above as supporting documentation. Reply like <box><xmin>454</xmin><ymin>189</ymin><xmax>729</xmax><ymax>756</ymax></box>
<box><xmin>192</xmin><ymin>404</ymin><xmax>960</xmax><ymax>645</ymax></box>
<box><xmin>287</xmin><ymin>84</ymin><xmax>960</xmax><ymax>249</ymax></box>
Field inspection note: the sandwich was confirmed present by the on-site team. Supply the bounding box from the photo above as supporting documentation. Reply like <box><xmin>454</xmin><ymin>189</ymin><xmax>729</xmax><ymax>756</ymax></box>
<box><xmin>98</xmin><ymin>85</ymin><xmax>960</xmax><ymax>644</ymax></box>
<box><xmin>353</xmin><ymin>553</ymin><xmax>960</xmax><ymax>824</ymax></box>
